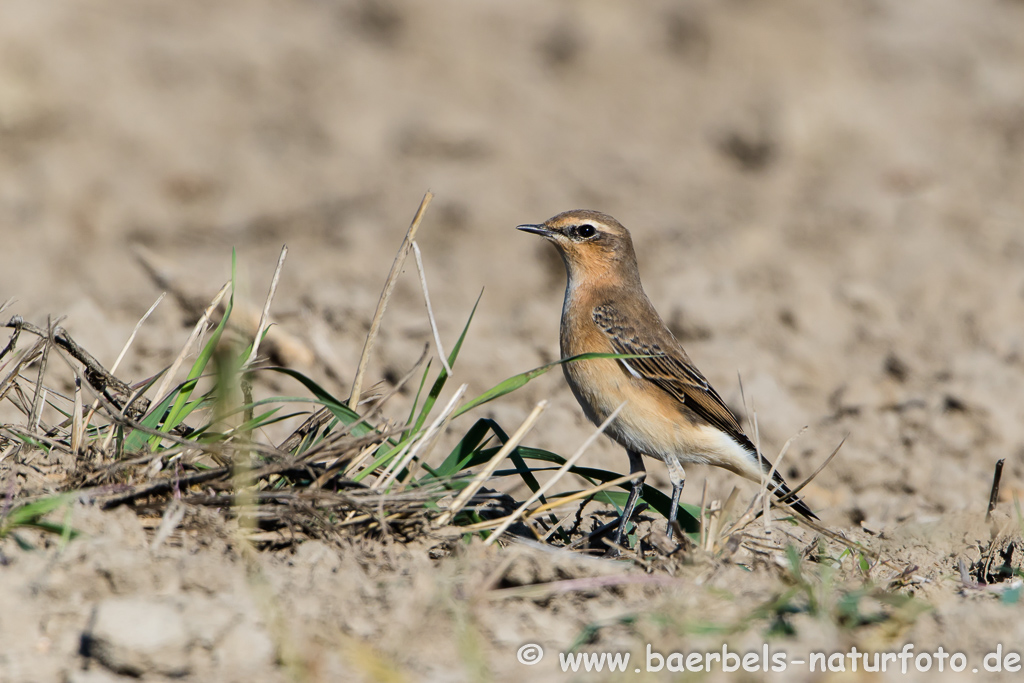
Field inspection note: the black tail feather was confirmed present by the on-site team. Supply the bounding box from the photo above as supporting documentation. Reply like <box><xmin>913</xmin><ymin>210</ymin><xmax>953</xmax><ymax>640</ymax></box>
<box><xmin>740</xmin><ymin>433</ymin><xmax>819</xmax><ymax>520</ymax></box>
<box><xmin>768</xmin><ymin>476</ymin><xmax>817</xmax><ymax>520</ymax></box>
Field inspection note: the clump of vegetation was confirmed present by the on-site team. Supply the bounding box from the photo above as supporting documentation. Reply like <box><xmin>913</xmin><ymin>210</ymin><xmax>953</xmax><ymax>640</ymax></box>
<box><xmin>0</xmin><ymin>194</ymin><xmax>706</xmax><ymax>556</ymax></box>
<box><xmin>0</xmin><ymin>193</ymin><xmax>931</xmax><ymax>598</ymax></box>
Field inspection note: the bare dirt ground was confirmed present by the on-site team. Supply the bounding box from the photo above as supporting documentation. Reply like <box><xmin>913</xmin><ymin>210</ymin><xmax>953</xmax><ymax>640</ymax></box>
<box><xmin>2</xmin><ymin>1</ymin><xmax>1024</xmax><ymax>681</ymax></box>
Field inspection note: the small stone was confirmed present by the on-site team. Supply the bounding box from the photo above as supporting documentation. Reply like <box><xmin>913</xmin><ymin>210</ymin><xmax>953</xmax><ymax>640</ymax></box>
<box><xmin>182</xmin><ymin>596</ymin><xmax>239</xmax><ymax>649</ymax></box>
<box><xmin>215</xmin><ymin>621</ymin><xmax>276</xmax><ymax>674</ymax></box>
<box><xmin>86</xmin><ymin>598</ymin><xmax>191</xmax><ymax>677</ymax></box>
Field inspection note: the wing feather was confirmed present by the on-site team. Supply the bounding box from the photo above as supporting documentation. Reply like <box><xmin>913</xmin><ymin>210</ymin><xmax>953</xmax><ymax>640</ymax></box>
<box><xmin>593</xmin><ymin>303</ymin><xmax>748</xmax><ymax>445</ymax></box>
<box><xmin>592</xmin><ymin>303</ymin><xmax>818</xmax><ymax>520</ymax></box>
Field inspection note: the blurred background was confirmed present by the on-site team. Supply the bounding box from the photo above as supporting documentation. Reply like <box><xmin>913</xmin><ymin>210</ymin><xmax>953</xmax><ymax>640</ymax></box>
<box><xmin>2</xmin><ymin>0</ymin><xmax>1023</xmax><ymax>525</ymax></box>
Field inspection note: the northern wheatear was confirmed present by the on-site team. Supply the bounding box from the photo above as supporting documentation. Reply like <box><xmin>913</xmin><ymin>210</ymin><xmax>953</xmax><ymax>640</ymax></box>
<box><xmin>518</xmin><ymin>210</ymin><xmax>816</xmax><ymax>551</ymax></box>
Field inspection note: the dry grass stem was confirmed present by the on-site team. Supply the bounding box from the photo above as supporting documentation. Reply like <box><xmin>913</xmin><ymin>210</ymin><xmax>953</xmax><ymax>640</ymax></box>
<box><xmin>411</xmin><ymin>240</ymin><xmax>451</xmax><ymax>376</ymax></box>
<box><xmin>151</xmin><ymin>281</ymin><xmax>231</xmax><ymax>405</ymax></box>
<box><xmin>761</xmin><ymin>427</ymin><xmax>805</xmax><ymax>524</ymax></box>
<box><xmin>751</xmin><ymin>412</ymin><xmax>771</xmax><ymax>535</ymax></box>
<box><xmin>342</xmin><ymin>441</ymin><xmax>389</xmax><ymax>479</ymax></box>
<box><xmin>348</xmin><ymin>190</ymin><xmax>433</xmax><ymax>410</ymax></box>
<box><xmin>28</xmin><ymin>318</ymin><xmax>55</xmax><ymax>433</ymax></box>
<box><xmin>523</xmin><ymin>474</ymin><xmax>640</xmax><ymax>529</ymax></box>
<box><xmin>397</xmin><ymin>384</ymin><xmax>467</xmax><ymax>489</ymax></box>
<box><xmin>113</xmin><ymin>293</ymin><xmax>166</xmax><ymax>375</ymax></box>
<box><xmin>243</xmin><ymin>245</ymin><xmax>288</xmax><ymax>369</ymax></box>
<box><xmin>316</xmin><ymin>440</ymin><xmax>379</xmax><ymax>487</ymax></box>
<box><xmin>987</xmin><ymin>458</ymin><xmax>1005</xmax><ymax>521</ymax></box>
<box><xmin>135</xmin><ymin>246</ymin><xmax>312</xmax><ymax>368</ymax></box>
<box><xmin>150</xmin><ymin>499</ymin><xmax>186</xmax><ymax>550</ymax></box>
<box><xmin>541</xmin><ymin>508</ymin><xmax>581</xmax><ymax>541</ymax></box>
<box><xmin>82</xmin><ymin>293</ymin><xmax>165</xmax><ymax>434</ymax></box>
<box><xmin>0</xmin><ymin>337</ymin><xmax>45</xmax><ymax>407</ymax></box>
<box><xmin>699</xmin><ymin>478</ymin><xmax>708</xmax><ymax>549</ymax></box>
<box><xmin>71</xmin><ymin>376</ymin><xmax>83</xmax><ymax>455</ymax></box>
<box><xmin>785</xmin><ymin>434</ymin><xmax>846</xmax><ymax>502</ymax></box>
<box><xmin>759</xmin><ymin>426</ymin><xmax>801</xmax><ymax>536</ymax></box>
<box><xmin>375</xmin><ymin>383</ymin><xmax>467</xmax><ymax>491</ymax></box>
<box><xmin>98</xmin><ymin>372</ymin><xmax>157</xmax><ymax>453</ymax></box>
<box><xmin>458</xmin><ymin>473</ymin><xmax>642</xmax><ymax>533</ymax></box>
<box><xmin>0</xmin><ymin>315</ymin><xmax>21</xmax><ymax>362</ymax></box>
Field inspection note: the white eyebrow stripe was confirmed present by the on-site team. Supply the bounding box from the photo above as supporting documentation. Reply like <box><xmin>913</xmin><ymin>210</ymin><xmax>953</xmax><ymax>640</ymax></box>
<box><xmin>619</xmin><ymin>358</ymin><xmax>643</xmax><ymax>380</ymax></box>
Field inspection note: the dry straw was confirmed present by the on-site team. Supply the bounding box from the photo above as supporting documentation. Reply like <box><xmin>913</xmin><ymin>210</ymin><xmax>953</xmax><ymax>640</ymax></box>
<box><xmin>348</xmin><ymin>191</ymin><xmax>433</xmax><ymax>410</ymax></box>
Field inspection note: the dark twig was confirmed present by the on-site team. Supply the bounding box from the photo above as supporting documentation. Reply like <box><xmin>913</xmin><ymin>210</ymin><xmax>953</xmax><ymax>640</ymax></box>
<box><xmin>0</xmin><ymin>316</ymin><xmax>21</xmax><ymax>362</ymax></box>
<box><xmin>3</xmin><ymin>317</ymin><xmax>150</xmax><ymax>420</ymax></box>
<box><xmin>986</xmin><ymin>458</ymin><xmax>1005</xmax><ymax>522</ymax></box>
<box><xmin>277</xmin><ymin>407</ymin><xmax>334</xmax><ymax>456</ymax></box>
<box><xmin>100</xmin><ymin>468</ymin><xmax>232</xmax><ymax>509</ymax></box>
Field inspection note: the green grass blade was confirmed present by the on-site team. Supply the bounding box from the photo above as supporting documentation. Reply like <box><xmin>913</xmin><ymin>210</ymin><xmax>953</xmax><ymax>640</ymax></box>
<box><xmin>453</xmin><ymin>444</ymin><xmax>700</xmax><ymax>532</ymax></box>
<box><xmin>0</xmin><ymin>493</ymin><xmax>80</xmax><ymax>541</ymax></box>
<box><xmin>403</xmin><ymin>359</ymin><xmax>432</xmax><ymax>441</ymax></box>
<box><xmin>409</xmin><ymin>290</ymin><xmax>482</xmax><ymax>435</ymax></box>
<box><xmin>159</xmin><ymin>306</ymin><xmax>232</xmax><ymax>432</ymax></box>
<box><xmin>134</xmin><ymin>380</ymin><xmax>214</xmax><ymax>452</ymax></box>
<box><xmin>260</xmin><ymin>367</ymin><xmax>371</xmax><ymax>435</ymax></box>
<box><xmin>7</xmin><ymin>432</ymin><xmax>47</xmax><ymax>451</ymax></box>
<box><xmin>506</xmin><ymin>441</ymin><xmax>544</xmax><ymax>498</ymax></box>
<box><xmin>119</xmin><ymin>369</ymin><xmax>173</xmax><ymax>452</ymax></box>
<box><xmin>125</xmin><ymin>381</ymin><xmax>194</xmax><ymax>452</ymax></box>
<box><xmin>422</xmin><ymin>418</ymin><xmax>544</xmax><ymax>498</ymax></box>
<box><xmin>350</xmin><ymin>436</ymin><xmax>416</xmax><ymax>483</ymax></box>
<box><xmin>291</xmin><ymin>415</ymin><xmax>341</xmax><ymax>455</ymax></box>
<box><xmin>452</xmin><ymin>352</ymin><xmax>657</xmax><ymax>419</ymax></box>
<box><xmin>190</xmin><ymin>395</ymin><xmax>322</xmax><ymax>429</ymax></box>
<box><xmin>1</xmin><ymin>494</ymin><xmax>74</xmax><ymax>527</ymax></box>
<box><xmin>153</xmin><ymin>251</ymin><xmax>237</xmax><ymax>447</ymax></box>
<box><xmin>431</xmin><ymin>418</ymin><xmax>495</xmax><ymax>478</ymax></box>
<box><xmin>196</xmin><ymin>408</ymin><xmax>307</xmax><ymax>443</ymax></box>
<box><xmin>25</xmin><ymin>520</ymin><xmax>82</xmax><ymax>540</ymax></box>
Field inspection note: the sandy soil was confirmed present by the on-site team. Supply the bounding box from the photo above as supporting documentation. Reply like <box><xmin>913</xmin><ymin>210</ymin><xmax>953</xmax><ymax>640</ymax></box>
<box><xmin>2</xmin><ymin>0</ymin><xmax>1024</xmax><ymax>681</ymax></box>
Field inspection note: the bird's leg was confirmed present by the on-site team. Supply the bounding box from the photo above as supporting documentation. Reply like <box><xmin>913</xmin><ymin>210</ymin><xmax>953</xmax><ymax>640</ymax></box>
<box><xmin>664</xmin><ymin>455</ymin><xmax>686</xmax><ymax>541</ymax></box>
<box><xmin>608</xmin><ymin>449</ymin><xmax>646</xmax><ymax>555</ymax></box>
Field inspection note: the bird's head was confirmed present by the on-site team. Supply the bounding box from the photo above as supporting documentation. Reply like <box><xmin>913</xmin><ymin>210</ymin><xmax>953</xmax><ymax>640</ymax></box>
<box><xmin>517</xmin><ymin>209</ymin><xmax>640</xmax><ymax>285</ymax></box>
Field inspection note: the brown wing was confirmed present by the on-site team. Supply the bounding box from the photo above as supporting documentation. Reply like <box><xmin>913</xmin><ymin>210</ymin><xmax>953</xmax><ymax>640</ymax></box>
<box><xmin>592</xmin><ymin>303</ymin><xmax>818</xmax><ymax>520</ymax></box>
<box><xmin>592</xmin><ymin>303</ymin><xmax>751</xmax><ymax>447</ymax></box>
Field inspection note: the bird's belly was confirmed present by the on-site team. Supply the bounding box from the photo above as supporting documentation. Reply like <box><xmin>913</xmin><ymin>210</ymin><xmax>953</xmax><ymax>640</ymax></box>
<box><xmin>564</xmin><ymin>359</ymin><xmax>761</xmax><ymax>479</ymax></box>
<box><xmin>564</xmin><ymin>357</ymin><xmax>685</xmax><ymax>456</ymax></box>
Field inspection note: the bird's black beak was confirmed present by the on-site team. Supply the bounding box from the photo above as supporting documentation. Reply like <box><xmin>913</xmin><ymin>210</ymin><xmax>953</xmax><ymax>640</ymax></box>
<box><xmin>516</xmin><ymin>224</ymin><xmax>559</xmax><ymax>239</ymax></box>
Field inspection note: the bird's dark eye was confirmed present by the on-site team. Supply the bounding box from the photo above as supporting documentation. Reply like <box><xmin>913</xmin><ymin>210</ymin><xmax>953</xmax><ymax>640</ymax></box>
<box><xmin>576</xmin><ymin>224</ymin><xmax>596</xmax><ymax>239</ymax></box>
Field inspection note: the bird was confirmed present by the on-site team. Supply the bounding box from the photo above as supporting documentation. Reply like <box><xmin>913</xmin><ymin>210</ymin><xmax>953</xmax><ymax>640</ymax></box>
<box><xmin>517</xmin><ymin>209</ymin><xmax>816</xmax><ymax>552</ymax></box>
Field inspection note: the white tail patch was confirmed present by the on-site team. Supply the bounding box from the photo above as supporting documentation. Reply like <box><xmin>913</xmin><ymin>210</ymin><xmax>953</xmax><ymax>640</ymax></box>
<box><xmin>701</xmin><ymin>426</ymin><xmax>765</xmax><ymax>482</ymax></box>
